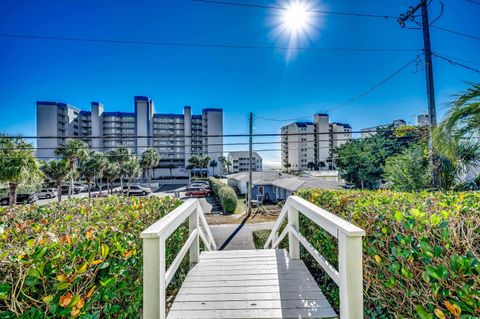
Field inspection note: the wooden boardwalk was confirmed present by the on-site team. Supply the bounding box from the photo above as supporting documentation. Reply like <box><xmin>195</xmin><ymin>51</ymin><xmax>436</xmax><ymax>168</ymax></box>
<box><xmin>168</xmin><ymin>249</ymin><xmax>338</xmax><ymax>319</ymax></box>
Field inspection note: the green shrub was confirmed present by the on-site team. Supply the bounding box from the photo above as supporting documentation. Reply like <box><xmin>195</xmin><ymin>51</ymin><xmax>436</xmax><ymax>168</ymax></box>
<box><xmin>295</xmin><ymin>190</ymin><xmax>480</xmax><ymax>318</ymax></box>
<box><xmin>218</xmin><ymin>187</ymin><xmax>237</xmax><ymax>214</ymax></box>
<box><xmin>0</xmin><ymin>196</ymin><xmax>185</xmax><ymax>318</ymax></box>
<box><xmin>208</xmin><ymin>178</ymin><xmax>237</xmax><ymax>214</ymax></box>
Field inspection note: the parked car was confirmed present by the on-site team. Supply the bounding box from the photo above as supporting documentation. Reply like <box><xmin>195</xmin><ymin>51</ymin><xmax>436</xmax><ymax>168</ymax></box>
<box><xmin>61</xmin><ymin>185</ymin><xmax>81</xmax><ymax>195</ymax></box>
<box><xmin>123</xmin><ymin>185</ymin><xmax>152</xmax><ymax>196</ymax></box>
<box><xmin>0</xmin><ymin>193</ymin><xmax>38</xmax><ymax>205</ymax></box>
<box><xmin>73</xmin><ymin>183</ymin><xmax>88</xmax><ymax>192</ymax></box>
<box><xmin>190</xmin><ymin>180</ymin><xmax>209</xmax><ymax>187</ymax></box>
<box><xmin>36</xmin><ymin>188</ymin><xmax>57</xmax><ymax>199</ymax></box>
<box><xmin>189</xmin><ymin>182</ymin><xmax>211</xmax><ymax>190</ymax></box>
<box><xmin>185</xmin><ymin>186</ymin><xmax>212</xmax><ymax>197</ymax></box>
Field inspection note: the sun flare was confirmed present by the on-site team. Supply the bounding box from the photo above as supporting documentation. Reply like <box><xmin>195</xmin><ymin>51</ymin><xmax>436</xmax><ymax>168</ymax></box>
<box><xmin>270</xmin><ymin>0</ymin><xmax>319</xmax><ymax>61</ymax></box>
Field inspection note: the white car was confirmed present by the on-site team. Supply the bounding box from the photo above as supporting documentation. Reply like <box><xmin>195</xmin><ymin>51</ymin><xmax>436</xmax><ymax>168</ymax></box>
<box><xmin>37</xmin><ymin>188</ymin><xmax>57</xmax><ymax>199</ymax></box>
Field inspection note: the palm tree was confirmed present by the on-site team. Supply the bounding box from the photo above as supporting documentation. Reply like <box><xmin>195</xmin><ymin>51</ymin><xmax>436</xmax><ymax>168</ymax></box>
<box><xmin>209</xmin><ymin>160</ymin><xmax>218</xmax><ymax>176</ymax></box>
<box><xmin>225</xmin><ymin>160</ymin><xmax>232</xmax><ymax>173</ymax></box>
<box><xmin>140</xmin><ymin>149</ymin><xmax>160</xmax><ymax>189</ymax></box>
<box><xmin>124</xmin><ymin>158</ymin><xmax>142</xmax><ymax>194</ymax></box>
<box><xmin>41</xmin><ymin>160</ymin><xmax>69</xmax><ymax>202</ymax></box>
<box><xmin>434</xmin><ymin>83</ymin><xmax>480</xmax><ymax>188</ymax></box>
<box><xmin>167</xmin><ymin>163</ymin><xmax>175</xmax><ymax>179</ymax></box>
<box><xmin>319</xmin><ymin>161</ymin><xmax>326</xmax><ymax>171</ymax></box>
<box><xmin>109</xmin><ymin>147</ymin><xmax>131</xmax><ymax>189</ymax></box>
<box><xmin>218</xmin><ymin>155</ymin><xmax>227</xmax><ymax>172</ymax></box>
<box><xmin>0</xmin><ymin>136</ymin><xmax>42</xmax><ymax>205</ymax></box>
<box><xmin>55</xmin><ymin>139</ymin><xmax>88</xmax><ymax>198</ymax></box>
<box><xmin>188</xmin><ymin>155</ymin><xmax>200</xmax><ymax>177</ymax></box>
<box><xmin>92</xmin><ymin>152</ymin><xmax>108</xmax><ymax>196</ymax></box>
<box><xmin>104</xmin><ymin>161</ymin><xmax>120</xmax><ymax>194</ymax></box>
<box><xmin>77</xmin><ymin>156</ymin><xmax>97</xmax><ymax>198</ymax></box>
<box><xmin>201</xmin><ymin>156</ymin><xmax>211</xmax><ymax>177</ymax></box>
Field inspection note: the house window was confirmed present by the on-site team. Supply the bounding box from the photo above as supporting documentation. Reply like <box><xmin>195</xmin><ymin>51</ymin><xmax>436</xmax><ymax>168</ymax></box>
<box><xmin>258</xmin><ymin>186</ymin><xmax>264</xmax><ymax>195</ymax></box>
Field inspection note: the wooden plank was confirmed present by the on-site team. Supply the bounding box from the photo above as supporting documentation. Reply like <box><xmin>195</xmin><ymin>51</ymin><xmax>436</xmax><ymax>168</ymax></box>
<box><xmin>174</xmin><ymin>291</ymin><xmax>327</xmax><ymax>302</ymax></box>
<box><xmin>177</xmin><ymin>284</ymin><xmax>322</xmax><ymax>295</ymax></box>
<box><xmin>168</xmin><ymin>308</ymin><xmax>337</xmax><ymax>318</ymax></box>
<box><xmin>170</xmin><ymin>299</ymin><xmax>332</xmax><ymax>311</ymax></box>
<box><xmin>181</xmin><ymin>279</ymin><xmax>316</xmax><ymax>288</ymax></box>
<box><xmin>168</xmin><ymin>249</ymin><xmax>337</xmax><ymax>319</ymax></box>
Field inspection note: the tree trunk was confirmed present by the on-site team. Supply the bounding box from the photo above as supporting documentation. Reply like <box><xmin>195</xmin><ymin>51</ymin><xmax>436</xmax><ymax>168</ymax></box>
<box><xmin>98</xmin><ymin>174</ymin><xmax>103</xmax><ymax>196</ymax></box>
<box><xmin>56</xmin><ymin>181</ymin><xmax>62</xmax><ymax>203</ymax></box>
<box><xmin>87</xmin><ymin>179</ymin><xmax>91</xmax><ymax>198</ymax></box>
<box><xmin>361</xmin><ymin>180</ymin><xmax>364</xmax><ymax>190</ymax></box>
<box><xmin>9</xmin><ymin>183</ymin><xmax>17</xmax><ymax>205</ymax></box>
<box><xmin>128</xmin><ymin>177</ymin><xmax>132</xmax><ymax>195</ymax></box>
<box><xmin>69</xmin><ymin>161</ymin><xmax>74</xmax><ymax>199</ymax></box>
<box><xmin>120</xmin><ymin>174</ymin><xmax>124</xmax><ymax>189</ymax></box>
<box><xmin>148</xmin><ymin>168</ymin><xmax>152</xmax><ymax>189</ymax></box>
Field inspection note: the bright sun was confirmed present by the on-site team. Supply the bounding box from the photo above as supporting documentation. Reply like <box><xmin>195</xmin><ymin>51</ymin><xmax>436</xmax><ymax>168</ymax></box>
<box><xmin>270</xmin><ymin>0</ymin><xmax>319</xmax><ymax>61</ymax></box>
<box><xmin>282</xmin><ymin>2</ymin><xmax>310</xmax><ymax>33</ymax></box>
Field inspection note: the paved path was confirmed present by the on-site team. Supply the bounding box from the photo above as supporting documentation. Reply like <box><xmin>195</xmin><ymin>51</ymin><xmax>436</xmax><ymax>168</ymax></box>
<box><xmin>210</xmin><ymin>222</ymin><xmax>274</xmax><ymax>250</ymax></box>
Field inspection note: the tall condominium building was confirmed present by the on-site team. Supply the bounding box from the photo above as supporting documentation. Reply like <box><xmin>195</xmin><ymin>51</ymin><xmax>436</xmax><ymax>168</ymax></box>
<box><xmin>281</xmin><ymin>114</ymin><xmax>352</xmax><ymax>171</ymax></box>
<box><xmin>227</xmin><ymin>151</ymin><xmax>263</xmax><ymax>173</ymax></box>
<box><xmin>360</xmin><ymin>119</ymin><xmax>406</xmax><ymax>138</ymax></box>
<box><xmin>36</xmin><ymin>96</ymin><xmax>223</xmax><ymax>175</ymax></box>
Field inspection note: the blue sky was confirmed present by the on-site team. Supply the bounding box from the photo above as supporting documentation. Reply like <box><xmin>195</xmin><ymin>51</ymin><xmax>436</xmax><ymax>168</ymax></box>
<box><xmin>0</xmin><ymin>0</ymin><xmax>479</xmax><ymax>166</ymax></box>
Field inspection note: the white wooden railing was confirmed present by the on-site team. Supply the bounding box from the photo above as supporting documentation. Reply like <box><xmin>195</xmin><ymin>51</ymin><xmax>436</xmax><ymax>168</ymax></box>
<box><xmin>140</xmin><ymin>199</ymin><xmax>217</xmax><ymax>319</ymax></box>
<box><xmin>264</xmin><ymin>195</ymin><xmax>366</xmax><ymax>319</ymax></box>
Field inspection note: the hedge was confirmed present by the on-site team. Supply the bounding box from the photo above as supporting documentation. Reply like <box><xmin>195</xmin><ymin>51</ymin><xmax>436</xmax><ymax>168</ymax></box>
<box><xmin>208</xmin><ymin>178</ymin><xmax>237</xmax><ymax>214</ymax></box>
<box><xmin>0</xmin><ymin>196</ymin><xmax>186</xmax><ymax>318</ymax></box>
<box><xmin>294</xmin><ymin>190</ymin><xmax>480</xmax><ymax>319</ymax></box>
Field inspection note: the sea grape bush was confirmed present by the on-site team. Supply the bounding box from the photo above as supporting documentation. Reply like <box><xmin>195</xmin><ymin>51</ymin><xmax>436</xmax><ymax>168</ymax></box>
<box><xmin>0</xmin><ymin>196</ymin><xmax>184</xmax><ymax>318</ymax></box>
<box><xmin>296</xmin><ymin>190</ymin><xmax>480</xmax><ymax>319</ymax></box>
<box><xmin>209</xmin><ymin>178</ymin><xmax>237</xmax><ymax>214</ymax></box>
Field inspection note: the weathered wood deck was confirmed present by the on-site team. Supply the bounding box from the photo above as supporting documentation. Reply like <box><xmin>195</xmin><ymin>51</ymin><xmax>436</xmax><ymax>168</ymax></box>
<box><xmin>168</xmin><ymin>249</ymin><xmax>338</xmax><ymax>319</ymax></box>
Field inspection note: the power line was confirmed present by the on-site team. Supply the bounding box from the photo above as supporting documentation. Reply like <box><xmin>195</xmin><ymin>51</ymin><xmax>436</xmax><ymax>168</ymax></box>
<box><xmin>192</xmin><ymin>0</ymin><xmax>397</xmax><ymax>19</ymax></box>
<box><xmin>0</xmin><ymin>137</ymin><xmax>423</xmax><ymax>160</ymax></box>
<box><xmin>0</xmin><ymin>129</ymin><xmax>382</xmax><ymax>140</ymax></box>
<box><xmin>433</xmin><ymin>53</ymin><xmax>480</xmax><ymax>73</ymax></box>
<box><xmin>465</xmin><ymin>0</ymin><xmax>480</xmax><ymax>6</ymax></box>
<box><xmin>0</xmin><ymin>138</ymin><xmax>359</xmax><ymax>151</ymax></box>
<box><xmin>0</xmin><ymin>33</ymin><xmax>419</xmax><ymax>53</ymax></box>
<box><xmin>256</xmin><ymin>56</ymin><xmax>421</xmax><ymax>122</ymax></box>
<box><xmin>431</xmin><ymin>25</ymin><xmax>480</xmax><ymax>41</ymax></box>
<box><xmin>433</xmin><ymin>51</ymin><xmax>480</xmax><ymax>66</ymax></box>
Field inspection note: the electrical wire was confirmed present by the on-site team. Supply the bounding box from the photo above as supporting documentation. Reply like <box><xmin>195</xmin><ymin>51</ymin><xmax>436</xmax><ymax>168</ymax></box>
<box><xmin>191</xmin><ymin>0</ymin><xmax>397</xmax><ymax>19</ymax></box>
<box><xmin>0</xmin><ymin>129</ymin><xmax>383</xmax><ymax>139</ymax></box>
<box><xmin>433</xmin><ymin>52</ymin><xmax>480</xmax><ymax>66</ymax></box>
<box><xmin>465</xmin><ymin>0</ymin><xmax>480</xmax><ymax>6</ymax></box>
<box><xmin>431</xmin><ymin>25</ymin><xmax>480</xmax><ymax>41</ymax></box>
<box><xmin>0</xmin><ymin>136</ymin><xmax>424</xmax><ymax>160</ymax></box>
<box><xmin>433</xmin><ymin>53</ymin><xmax>480</xmax><ymax>74</ymax></box>
<box><xmin>0</xmin><ymin>33</ymin><xmax>419</xmax><ymax>53</ymax></box>
<box><xmin>256</xmin><ymin>56</ymin><xmax>420</xmax><ymax>122</ymax></box>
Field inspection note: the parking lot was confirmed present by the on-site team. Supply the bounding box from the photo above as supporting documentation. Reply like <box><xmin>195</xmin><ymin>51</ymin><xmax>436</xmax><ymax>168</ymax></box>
<box><xmin>5</xmin><ymin>183</ymin><xmax>223</xmax><ymax>215</ymax></box>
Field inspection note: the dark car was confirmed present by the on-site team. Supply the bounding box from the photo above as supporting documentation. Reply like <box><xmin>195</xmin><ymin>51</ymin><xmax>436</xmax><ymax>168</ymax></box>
<box><xmin>0</xmin><ymin>193</ymin><xmax>38</xmax><ymax>205</ymax></box>
<box><xmin>61</xmin><ymin>185</ymin><xmax>81</xmax><ymax>195</ymax></box>
<box><xmin>185</xmin><ymin>187</ymin><xmax>212</xmax><ymax>197</ymax></box>
<box><xmin>123</xmin><ymin>185</ymin><xmax>152</xmax><ymax>196</ymax></box>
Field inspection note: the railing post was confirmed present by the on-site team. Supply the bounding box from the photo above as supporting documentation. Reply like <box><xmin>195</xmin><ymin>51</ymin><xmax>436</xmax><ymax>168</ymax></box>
<box><xmin>189</xmin><ymin>203</ymin><xmax>200</xmax><ymax>267</ymax></box>
<box><xmin>143</xmin><ymin>237</ymin><xmax>166</xmax><ymax>319</ymax></box>
<box><xmin>287</xmin><ymin>205</ymin><xmax>300</xmax><ymax>260</ymax></box>
<box><xmin>338</xmin><ymin>233</ymin><xmax>363</xmax><ymax>319</ymax></box>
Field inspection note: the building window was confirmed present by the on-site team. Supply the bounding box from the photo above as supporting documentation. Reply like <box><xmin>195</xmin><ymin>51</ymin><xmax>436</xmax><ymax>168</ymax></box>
<box><xmin>258</xmin><ymin>186</ymin><xmax>264</xmax><ymax>195</ymax></box>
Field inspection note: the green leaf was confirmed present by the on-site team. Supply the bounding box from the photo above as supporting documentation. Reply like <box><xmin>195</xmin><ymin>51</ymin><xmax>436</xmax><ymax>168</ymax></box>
<box><xmin>416</xmin><ymin>305</ymin><xmax>434</xmax><ymax>319</ymax></box>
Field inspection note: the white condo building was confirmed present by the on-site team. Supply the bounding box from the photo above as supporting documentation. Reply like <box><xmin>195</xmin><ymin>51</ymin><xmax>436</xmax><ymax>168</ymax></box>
<box><xmin>227</xmin><ymin>151</ymin><xmax>263</xmax><ymax>173</ymax></box>
<box><xmin>281</xmin><ymin>114</ymin><xmax>352</xmax><ymax>171</ymax></box>
<box><xmin>36</xmin><ymin>96</ymin><xmax>223</xmax><ymax>175</ymax></box>
<box><xmin>360</xmin><ymin>119</ymin><xmax>406</xmax><ymax>138</ymax></box>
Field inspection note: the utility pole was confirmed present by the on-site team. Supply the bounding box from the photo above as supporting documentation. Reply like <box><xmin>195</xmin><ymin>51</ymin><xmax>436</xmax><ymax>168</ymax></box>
<box><xmin>399</xmin><ymin>0</ymin><xmax>440</xmax><ymax>188</ymax></box>
<box><xmin>248</xmin><ymin>112</ymin><xmax>253</xmax><ymax>214</ymax></box>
